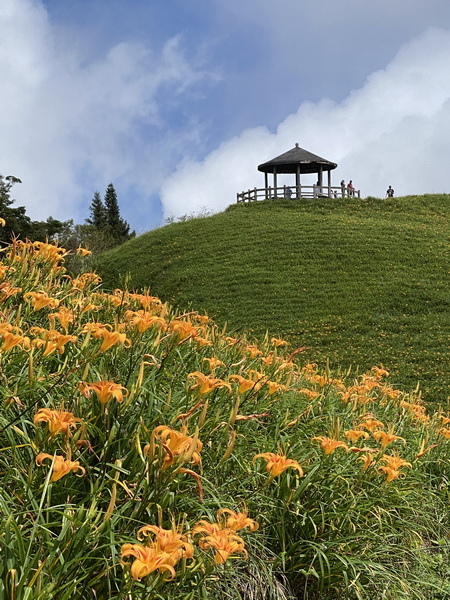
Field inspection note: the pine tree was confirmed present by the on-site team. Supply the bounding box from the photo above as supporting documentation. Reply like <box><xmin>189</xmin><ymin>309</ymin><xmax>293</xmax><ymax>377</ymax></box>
<box><xmin>86</xmin><ymin>191</ymin><xmax>107</xmax><ymax>228</ymax></box>
<box><xmin>103</xmin><ymin>183</ymin><xmax>134</xmax><ymax>243</ymax></box>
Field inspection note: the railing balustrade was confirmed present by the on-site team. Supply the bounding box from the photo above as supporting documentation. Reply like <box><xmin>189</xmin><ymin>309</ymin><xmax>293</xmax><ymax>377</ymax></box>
<box><xmin>236</xmin><ymin>185</ymin><xmax>361</xmax><ymax>203</ymax></box>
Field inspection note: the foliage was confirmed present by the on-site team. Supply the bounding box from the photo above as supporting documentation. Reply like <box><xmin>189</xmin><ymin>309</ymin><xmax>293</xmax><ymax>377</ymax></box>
<box><xmin>95</xmin><ymin>195</ymin><xmax>450</xmax><ymax>405</ymax></box>
<box><xmin>0</xmin><ymin>234</ymin><xmax>450</xmax><ymax>598</ymax></box>
<box><xmin>0</xmin><ymin>174</ymin><xmax>74</xmax><ymax>245</ymax></box>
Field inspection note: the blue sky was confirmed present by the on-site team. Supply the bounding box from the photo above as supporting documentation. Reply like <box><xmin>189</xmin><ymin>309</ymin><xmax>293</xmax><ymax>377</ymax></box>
<box><xmin>2</xmin><ymin>0</ymin><xmax>450</xmax><ymax>233</ymax></box>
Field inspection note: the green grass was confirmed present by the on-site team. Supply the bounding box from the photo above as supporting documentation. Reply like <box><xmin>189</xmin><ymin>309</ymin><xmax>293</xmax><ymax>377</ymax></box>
<box><xmin>96</xmin><ymin>195</ymin><xmax>450</xmax><ymax>403</ymax></box>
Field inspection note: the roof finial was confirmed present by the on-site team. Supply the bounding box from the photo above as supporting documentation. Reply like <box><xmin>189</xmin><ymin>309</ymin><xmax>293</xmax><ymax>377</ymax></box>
<box><xmin>295</xmin><ymin>142</ymin><xmax>299</xmax><ymax>148</ymax></box>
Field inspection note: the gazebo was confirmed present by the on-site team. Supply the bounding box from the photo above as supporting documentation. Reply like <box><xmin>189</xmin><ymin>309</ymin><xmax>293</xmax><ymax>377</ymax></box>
<box><xmin>236</xmin><ymin>143</ymin><xmax>360</xmax><ymax>202</ymax></box>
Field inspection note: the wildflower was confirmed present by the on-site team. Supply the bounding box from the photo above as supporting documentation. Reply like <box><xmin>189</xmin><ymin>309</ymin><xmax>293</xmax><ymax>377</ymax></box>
<box><xmin>439</xmin><ymin>428</ymin><xmax>450</xmax><ymax>439</ymax></box>
<box><xmin>124</xmin><ymin>310</ymin><xmax>167</xmax><ymax>333</ymax></box>
<box><xmin>0</xmin><ymin>282</ymin><xmax>21</xmax><ymax>301</ymax></box>
<box><xmin>312</xmin><ymin>436</ymin><xmax>349</xmax><ymax>455</ymax></box>
<box><xmin>0</xmin><ymin>331</ymin><xmax>30</xmax><ymax>352</ymax></box>
<box><xmin>344</xmin><ymin>429</ymin><xmax>370</xmax><ymax>443</ymax></box>
<box><xmin>253</xmin><ymin>452</ymin><xmax>303</xmax><ymax>477</ymax></box>
<box><xmin>195</xmin><ymin>336</ymin><xmax>213</xmax><ymax>347</ymax></box>
<box><xmin>188</xmin><ymin>371</ymin><xmax>231</xmax><ymax>395</ymax></box>
<box><xmin>378</xmin><ymin>454</ymin><xmax>412</xmax><ymax>482</ymax></box>
<box><xmin>372</xmin><ymin>429</ymin><xmax>406</xmax><ymax>448</ymax></box>
<box><xmin>81</xmin><ymin>381</ymin><xmax>127</xmax><ymax>404</ymax></box>
<box><xmin>48</xmin><ymin>307</ymin><xmax>75</xmax><ymax>332</ymax></box>
<box><xmin>30</xmin><ymin>328</ymin><xmax>77</xmax><ymax>356</ymax></box>
<box><xmin>359</xmin><ymin>453</ymin><xmax>376</xmax><ymax>471</ymax></box>
<box><xmin>76</xmin><ymin>246</ymin><xmax>92</xmax><ymax>256</ymax></box>
<box><xmin>270</xmin><ymin>337</ymin><xmax>288</xmax><ymax>347</ymax></box>
<box><xmin>168</xmin><ymin>319</ymin><xmax>198</xmax><ymax>341</ymax></box>
<box><xmin>245</xmin><ymin>345</ymin><xmax>263</xmax><ymax>358</ymax></box>
<box><xmin>128</xmin><ymin>292</ymin><xmax>163</xmax><ymax>310</ymax></box>
<box><xmin>298</xmin><ymin>388</ymin><xmax>319</xmax><ymax>399</ymax></box>
<box><xmin>121</xmin><ymin>544</ymin><xmax>176</xmax><ymax>580</ymax></box>
<box><xmin>229</xmin><ymin>374</ymin><xmax>258</xmax><ymax>394</ymax></box>
<box><xmin>266</xmin><ymin>381</ymin><xmax>289</xmax><ymax>395</ymax></box>
<box><xmin>24</xmin><ymin>291</ymin><xmax>60</xmax><ymax>311</ymax></box>
<box><xmin>216</xmin><ymin>509</ymin><xmax>259</xmax><ymax>532</ymax></box>
<box><xmin>357</xmin><ymin>415</ymin><xmax>385</xmax><ymax>432</ymax></box>
<box><xmin>203</xmin><ymin>357</ymin><xmax>225</xmax><ymax>373</ymax></box>
<box><xmin>192</xmin><ymin>522</ymin><xmax>248</xmax><ymax>564</ymax></box>
<box><xmin>149</xmin><ymin>425</ymin><xmax>202</xmax><ymax>469</ymax></box>
<box><xmin>82</xmin><ymin>323</ymin><xmax>131</xmax><ymax>352</ymax></box>
<box><xmin>71</xmin><ymin>272</ymin><xmax>102</xmax><ymax>290</ymax></box>
<box><xmin>36</xmin><ymin>453</ymin><xmax>85</xmax><ymax>482</ymax></box>
<box><xmin>34</xmin><ymin>408</ymin><xmax>82</xmax><ymax>437</ymax></box>
<box><xmin>137</xmin><ymin>524</ymin><xmax>194</xmax><ymax>563</ymax></box>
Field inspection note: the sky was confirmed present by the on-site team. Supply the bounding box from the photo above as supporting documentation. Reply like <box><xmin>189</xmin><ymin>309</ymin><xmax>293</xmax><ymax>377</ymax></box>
<box><xmin>2</xmin><ymin>0</ymin><xmax>450</xmax><ymax>234</ymax></box>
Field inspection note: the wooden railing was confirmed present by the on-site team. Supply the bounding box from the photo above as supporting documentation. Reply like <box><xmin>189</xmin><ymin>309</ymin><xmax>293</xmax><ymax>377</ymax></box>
<box><xmin>236</xmin><ymin>185</ymin><xmax>361</xmax><ymax>203</ymax></box>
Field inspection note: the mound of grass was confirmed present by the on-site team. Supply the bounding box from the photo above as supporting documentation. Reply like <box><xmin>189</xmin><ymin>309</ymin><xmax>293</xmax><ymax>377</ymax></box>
<box><xmin>3</xmin><ymin>237</ymin><xmax>450</xmax><ymax>599</ymax></box>
<box><xmin>96</xmin><ymin>195</ymin><xmax>450</xmax><ymax>403</ymax></box>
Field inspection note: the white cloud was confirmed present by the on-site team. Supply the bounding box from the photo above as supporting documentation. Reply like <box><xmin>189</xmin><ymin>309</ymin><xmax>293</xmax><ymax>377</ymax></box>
<box><xmin>0</xmin><ymin>0</ymin><xmax>208</xmax><ymax>225</ymax></box>
<box><xmin>160</xmin><ymin>27</ymin><xmax>450</xmax><ymax>218</ymax></box>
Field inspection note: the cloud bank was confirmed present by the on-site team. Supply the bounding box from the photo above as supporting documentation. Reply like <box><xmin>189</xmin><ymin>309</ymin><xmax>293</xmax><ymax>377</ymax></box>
<box><xmin>0</xmin><ymin>0</ymin><xmax>208</xmax><ymax>228</ymax></box>
<box><xmin>161</xmin><ymin>27</ymin><xmax>450</xmax><ymax>219</ymax></box>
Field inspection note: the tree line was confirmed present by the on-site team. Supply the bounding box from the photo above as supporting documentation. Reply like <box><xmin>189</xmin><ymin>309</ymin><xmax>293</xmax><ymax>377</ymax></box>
<box><xmin>0</xmin><ymin>175</ymin><xmax>135</xmax><ymax>254</ymax></box>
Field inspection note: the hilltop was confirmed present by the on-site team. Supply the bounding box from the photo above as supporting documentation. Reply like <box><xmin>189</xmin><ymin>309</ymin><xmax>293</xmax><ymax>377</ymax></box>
<box><xmin>95</xmin><ymin>195</ymin><xmax>450</xmax><ymax>402</ymax></box>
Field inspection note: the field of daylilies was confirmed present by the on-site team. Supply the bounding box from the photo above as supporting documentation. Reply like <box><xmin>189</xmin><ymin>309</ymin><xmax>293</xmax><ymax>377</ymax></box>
<box><xmin>1</xmin><ymin>235</ymin><xmax>450</xmax><ymax>599</ymax></box>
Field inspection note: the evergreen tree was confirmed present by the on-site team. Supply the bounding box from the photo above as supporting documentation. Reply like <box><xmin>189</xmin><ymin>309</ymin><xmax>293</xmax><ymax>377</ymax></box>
<box><xmin>86</xmin><ymin>191</ymin><xmax>107</xmax><ymax>228</ymax></box>
<box><xmin>103</xmin><ymin>183</ymin><xmax>134</xmax><ymax>243</ymax></box>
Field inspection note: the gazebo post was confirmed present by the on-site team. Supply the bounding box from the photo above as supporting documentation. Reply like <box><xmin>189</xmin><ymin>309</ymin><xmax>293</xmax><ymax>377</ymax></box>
<box><xmin>273</xmin><ymin>168</ymin><xmax>277</xmax><ymax>198</ymax></box>
<box><xmin>327</xmin><ymin>170</ymin><xmax>331</xmax><ymax>196</ymax></box>
<box><xmin>296</xmin><ymin>165</ymin><xmax>300</xmax><ymax>198</ymax></box>
<box><xmin>264</xmin><ymin>172</ymin><xmax>268</xmax><ymax>199</ymax></box>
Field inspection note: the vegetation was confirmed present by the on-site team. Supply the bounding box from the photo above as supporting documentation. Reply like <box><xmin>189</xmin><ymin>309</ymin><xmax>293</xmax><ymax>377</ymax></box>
<box><xmin>95</xmin><ymin>195</ymin><xmax>450</xmax><ymax>404</ymax></box>
<box><xmin>0</xmin><ymin>176</ymin><xmax>134</xmax><ymax>256</ymax></box>
<box><xmin>1</xmin><ymin>235</ymin><xmax>450</xmax><ymax>599</ymax></box>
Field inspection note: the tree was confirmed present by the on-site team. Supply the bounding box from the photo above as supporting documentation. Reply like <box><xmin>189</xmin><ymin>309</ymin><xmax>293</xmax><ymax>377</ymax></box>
<box><xmin>86</xmin><ymin>191</ymin><xmax>107</xmax><ymax>229</ymax></box>
<box><xmin>103</xmin><ymin>183</ymin><xmax>134</xmax><ymax>244</ymax></box>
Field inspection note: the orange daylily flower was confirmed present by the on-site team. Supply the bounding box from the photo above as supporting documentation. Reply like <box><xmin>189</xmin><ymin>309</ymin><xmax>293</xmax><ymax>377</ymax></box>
<box><xmin>121</xmin><ymin>544</ymin><xmax>176</xmax><ymax>580</ymax></box>
<box><xmin>359</xmin><ymin>453</ymin><xmax>376</xmax><ymax>471</ymax></box>
<box><xmin>203</xmin><ymin>357</ymin><xmax>225</xmax><ymax>372</ymax></box>
<box><xmin>30</xmin><ymin>328</ymin><xmax>77</xmax><ymax>356</ymax></box>
<box><xmin>48</xmin><ymin>307</ymin><xmax>75</xmax><ymax>332</ymax></box>
<box><xmin>76</xmin><ymin>246</ymin><xmax>92</xmax><ymax>256</ymax></box>
<box><xmin>24</xmin><ymin>291</ymin><xmax>60</xmax><ymax>311</ymax></box>
<box><xmin>0</xmin><ymin>331</ymin><xmax>30</xmax><ymax>352</ymax></box>
<box><xmin>188</xmin><ymin>371</ymin><xmax>231</xmax><ymax>395</ymax></box>
<box><xmin>0</xmin><ymin>217</ymin><xmax>5</xmax><ymax>227</ymax></box>
<box><xmin>149</xmin><ymin>425</ymin><xmax>203</xmax><ymax>469</ymax></box>
<box><xmin>137</xmin><ymin>524</ymin><xmax>194</xmax><ymax>563</ymax></box>
<box><xmin>253</xmin><ymin>452</ymin><xmax>304</xmax><ymax>477</ymax></box>
<box><xmin>270</xmin><ymin>337</ymin><xmax>288</xmax><ymax>347</ymax></box>
<box><xmin>312</xmin><ymin>436</ymin><xmax>349</xmax><ymax>455</ymax></box>
<box><xmin>357</xmin><ymin>416</ymin><xmax>385</xmax><ymax>432</ymax></box>
<box><xmin>266</xmin><ymin>381</ymin><xmax>289</xmax><ymax>395</ymax></box>
<box><xmin>192</xmin><ymin>521</ymin><xmax>248</xmax><ymax>564</ymax></box>
<box><xmin>244</xmin><ymin>344</ymin><xmax>263</xmax><ymax>358</ymax></box>
<box><xmin>372</xmin><ymin>429</ymin><xmax>406</xmax><ymax>448</ymax></box>
<box><xmin>344</xmin><ymin>429</ymin><xmax>370</xmax><ymax>443</ymax></box>
<box><xmin>378</xmin><ymin>454</ymin><xmax>412</xmax><ymax>482</ymax></box>
<box><xmin>168</xmin><ymin>319</ymin><xmax>198</xmax><ymax>341</ymax></box>
<box><xmin>36</xmin><ymin>453</ymin><xmax>85</xmax><ymax>482</ymax></box>
<box><xmin>124</xmin><ymin>310</ymin><xmax>167</xmax><ymax>333</ymax></box>
<box><xmin>216</xmin><ymin>508</ymin><xmax>259</xmax><ymax>532</ymax></box>
<box><xmin>80</xmin><ymin>381</ymin><xmax>127</xmax><ymax>404</ymax></box>
<box><xmin>34</xmin><ymin>408</ymin><xmax>82</xmax><ymax>437</ymax></box>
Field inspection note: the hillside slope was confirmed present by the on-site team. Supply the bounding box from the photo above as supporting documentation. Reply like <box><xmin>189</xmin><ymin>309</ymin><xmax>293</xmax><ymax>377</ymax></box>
<box><xmin>96</xmin><ymin>195</ymin><xmax>450</xmax><ymax>402</ymax></box>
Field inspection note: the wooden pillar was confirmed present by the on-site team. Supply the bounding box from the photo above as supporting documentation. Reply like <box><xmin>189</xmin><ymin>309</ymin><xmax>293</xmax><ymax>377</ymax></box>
<box><xmin>327</xmin><ymin>170</ymin><xmax>331</xmax><ymax>197</ymax></box>
<box><xmin>318</xmin><ymin>166</ymin><xmax>323</xmax><ymax>187</ymax></box>
<box><xmin>273</xmin><ymin>168</ymin><xmax>277</xmax><ymax>197</ymax></box>
<box><xmin>264</xmin><ymin>172</ymin><xmax>268</xmax><ymax>199</ymax></box>
<box><xmin>296</xmin><ymin>165</ymin><xmax>300</xmax><ymax>198</ymax></box>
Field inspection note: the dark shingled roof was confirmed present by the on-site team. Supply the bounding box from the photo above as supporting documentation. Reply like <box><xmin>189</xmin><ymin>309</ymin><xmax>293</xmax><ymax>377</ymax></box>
<box><xmin>258</xmin><ymin>143</ymin><xmax>337</xmax><ymax>174</ymax></box>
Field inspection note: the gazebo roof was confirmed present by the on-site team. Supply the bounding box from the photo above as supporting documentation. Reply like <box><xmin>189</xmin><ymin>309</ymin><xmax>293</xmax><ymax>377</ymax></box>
<box><xmin>258</xmin><ymin>143</ymin><xmax>337</xmax><ymax>174</ymax></box>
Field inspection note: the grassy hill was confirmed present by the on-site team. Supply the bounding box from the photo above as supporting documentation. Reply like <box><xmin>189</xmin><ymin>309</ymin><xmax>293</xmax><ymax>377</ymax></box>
<box><xmin>95</xmin><ymin>195</ymin><xmax>450</xmax><ymax>403</ymax></box>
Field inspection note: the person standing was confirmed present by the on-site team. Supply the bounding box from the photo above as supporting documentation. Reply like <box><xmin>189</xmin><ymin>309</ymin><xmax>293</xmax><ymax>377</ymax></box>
<box><xmin>386</xmin><ymin>185</ymin><xmax>394</xmax><ymax>198</ymax></box>
<box><xmin>340</xmin><ymin>180</ymin><xmax>346</xmax><ymax>197</ymax></box>
<box><xmin>347</xmin><ymin>180</ymin><xmax>354</xmax><ymax>197</ymax></box>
